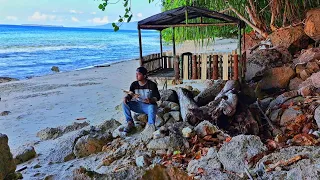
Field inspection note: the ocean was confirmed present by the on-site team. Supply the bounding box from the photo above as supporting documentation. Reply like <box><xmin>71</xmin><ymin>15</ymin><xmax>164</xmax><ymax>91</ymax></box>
<box><xmin>0</xmin><ymin>25</ymin><xmax>167</xmax><ymax>79</ymax></box>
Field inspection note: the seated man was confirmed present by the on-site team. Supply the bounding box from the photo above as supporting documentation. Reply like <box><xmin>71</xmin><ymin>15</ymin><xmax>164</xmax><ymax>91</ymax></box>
<box><xmin>121</xmin><ymin>66</ymin><xmax>160</xmax><ymax>140</ymax></box>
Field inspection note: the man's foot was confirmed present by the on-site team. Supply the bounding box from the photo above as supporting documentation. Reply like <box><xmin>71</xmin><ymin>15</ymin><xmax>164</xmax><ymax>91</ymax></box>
<box><xmin>140</xmin><ymin>124</ymin><xmax>155</xmax><ymax>142</ymax></box>
<box><xmin>119</xmin><ymin>121</ymin><xmax>135</xmax><ymax>133</ymax></box>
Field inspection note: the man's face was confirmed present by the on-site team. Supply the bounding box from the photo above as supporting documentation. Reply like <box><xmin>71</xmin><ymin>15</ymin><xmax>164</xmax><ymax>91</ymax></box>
<box><xmin>136</xmin><ymin>72</ymin><xmax>145</xmax><ymax>81</ymax></box>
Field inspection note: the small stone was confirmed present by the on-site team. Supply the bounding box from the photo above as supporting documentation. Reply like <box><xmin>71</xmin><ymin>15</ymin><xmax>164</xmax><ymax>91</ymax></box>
<box><xmin>14</xmin><ymin>146</ymin><xmax>37</xmax><ymax>164</ymax></box>
<box><xmin>135</xmin><ymin>155</ymin><xmax>149</xmax><ymax>167</ymax></box>
<box><xmin>270</xmin><ymin>109</ymin><xmax>282</xmax><ymax>122</ymax></box>
<box><xmin>194</xmin><ymin>121</ymin><xmax>219</xmax><ymax>137</ymax></box>
<box><xmin>169</xmin><ymin>111</ymin><xmax>181</xmax><ymax>122</ymax></box>
<box><xmin>153</xmin><ymin>130</ymin><xmax>163</xmax><ymax>139</ymax></box>
<box><xmin>33</xmin><ymin>164</ymin><xmax>42</xmax><ymax>169</ymax></box>
<box><xmin>289</xmin><ymin>77</ymin><xmax>304</xmax><ymax>90</ymax></box>
<box><xmin>300</xmin><ymin>69</ymin><xmax>311</xmax><ymax>80</ymax></box>
<box><xmin>306</xmin><ymin>61</ymin><xmax>320</xmax><ymax>73</ymax></box>
<box><xmin>299</xmin><ymin>85</ymin><xmax>316</xmax><ymax>97</ymax></box>
<box><xmin>155</xmin><ymin>115</ymin><xmax>164</xmax><ymax>128</ymax></box>
<box><xmin>184</xmin><ymin>85</ymin><xmax>193</xmax><ymax>91</ymax></box>
<box><xmin>182</xmin><ymin>127</ymin><xmax>194</xmax><ymax>138</ymax></box>
<box><xmin>136</xmin><ymin>114</ymin><xmax>148</xmax><ymax>124</ymax></box>
<box><xmin>51</xmin><ymin>66</ymin><xmax>60</xmax><ymax>72</ymax></box>
<box><xmin>280</xmin><ymin>108</ymin><xmax>302</xmax><ymax>126</ymax></box>
<box><xmin>163</xmin><ymin>113</ymin><xmax>170</xmax><ymax>122</ymax></box>
<box><xmin>0</xmin><ymin>111</ymin><xmax>10</xmax><ymax>116</ymax></box>
<box><xmin>295</xmin><ymin>64</ymin><xmax>305</xmax><ymax>74</ymax></box>
<box><xmin>312</xmin><ymin>131</ymin><xmax>320</xmax><ymax>138</ymax></box>
<box><xmin>156</xmin><ymin>150</ymin><xmax>166</xmax><ymax>156</ymax></box>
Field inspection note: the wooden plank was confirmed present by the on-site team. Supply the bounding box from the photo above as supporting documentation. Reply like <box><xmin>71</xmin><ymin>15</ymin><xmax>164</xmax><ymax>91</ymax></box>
<box><xmin>183</xmin><ymin>55</ymin><xmax>189</xmax><ymax>80</ymax></box>
<box><xmin>222</xmin><ymin>54</ymin><xmax>229</xmax><ymax>80</ymax></box>
<box><xmin>201</xmin><ymin>53</ymin><xmax>207</xmax><ymax>80</ymax></box>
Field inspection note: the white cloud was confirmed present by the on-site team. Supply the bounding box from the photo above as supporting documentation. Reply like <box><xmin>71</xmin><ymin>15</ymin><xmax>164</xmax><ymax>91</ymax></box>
<box><xmin>6</xmin><ymin>16</ymin><xmax>18</xmax><ymax>21</ymax></box>
<box><xmin>137</xmin><ymin>13</ymin><xmax>143</xmax><ymax>18</ymax></box>
<box><xmin>71</xmin><ymin>17</ymin><xmax>79</xmax><ymax>22</ymax></box>
<box><xmin>88</xmin><ymin>16</ymin><xmax>109</xmax><ymax>24</ymax></box>
<box><xmin>28</xmin><ymin>12</ymin><xmax>56</xmax><ymax>21</ymax></box>
<box><xmin>70</xmin><ymin>10</ymin><xmax>83</xmax><ymax>14</ymax></box>
<box><xmin>91</xmin><ymin>12</ymin><xmax>96</xmax><ymax>15</ymax></box>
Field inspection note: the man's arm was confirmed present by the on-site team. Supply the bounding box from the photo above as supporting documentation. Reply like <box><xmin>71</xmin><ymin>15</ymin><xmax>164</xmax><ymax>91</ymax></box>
<box><xmin>150</xmin><ymin>81</ymin><xmax>160</xmax><ymax>103</ymax></box>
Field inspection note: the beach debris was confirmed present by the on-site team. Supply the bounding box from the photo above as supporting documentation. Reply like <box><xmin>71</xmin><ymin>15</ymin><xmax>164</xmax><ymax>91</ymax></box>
<box><xmin>51</xmin><ymin>66</ymin><xmax>60</xmax><ymax>72</ymax></box>
<box><xmin>0</xmin><ymin>111</ymin><xmax>11</xmax><ymax>116</ymax></box>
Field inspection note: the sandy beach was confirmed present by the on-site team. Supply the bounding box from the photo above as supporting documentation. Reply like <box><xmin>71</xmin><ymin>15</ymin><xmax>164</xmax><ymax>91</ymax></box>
<box><xmin>0</xmin><ymin>59</ymin><xmax>140</xmax><ymax>151</ymax></box>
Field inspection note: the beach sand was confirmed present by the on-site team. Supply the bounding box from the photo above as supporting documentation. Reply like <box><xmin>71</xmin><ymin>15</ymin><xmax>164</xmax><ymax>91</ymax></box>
<box><xmin>0</xmin><ymin>38</ymin><xmax>237</xmax><ymax>152</ymax></box>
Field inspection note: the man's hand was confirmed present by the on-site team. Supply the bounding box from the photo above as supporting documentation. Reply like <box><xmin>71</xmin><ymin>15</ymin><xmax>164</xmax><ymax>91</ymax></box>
<box><xmin>144</xmin><ymin>98</ymin><xmax>156</xmax><ymax>104</ymax></box>
<box><xmin>123</xmin><ymin>96</ymin><xmax>131</xmax><ymax>104</ymax></box>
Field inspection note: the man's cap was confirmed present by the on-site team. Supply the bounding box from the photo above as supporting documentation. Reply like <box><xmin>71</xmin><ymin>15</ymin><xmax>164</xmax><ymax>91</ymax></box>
<box><xmin>136</xmin><ymin>66</ymin><xmax>148</xmax><ymax>75</ymax></box>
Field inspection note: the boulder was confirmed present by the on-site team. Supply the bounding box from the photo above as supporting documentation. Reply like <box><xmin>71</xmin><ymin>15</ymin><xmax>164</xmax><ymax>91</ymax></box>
<box><xmin>299</xmin><ymin>71</ymin><xmax>320</xmax><ymax>88</ymax></box>
<box><xmin>194</xmin><ymin>121</ymin><xmax>219</xmax><ymax>137</ymax></box>
<box><xmin>169</xmin><ymin>111</ymin><xmax>181</xmax><ymax>122</ymax></box>
<box><xmin>304</xmin><ymin>8</ymin><xmax>320</xmax><ymax>42</ymax></box>
<box><xmin>73</xmin><ymin>133</ymin><xmax>113</xmax><ymax>158</ymax></box>
<box><xmin>0</xmin><ymin>133</ymin><xmax>16</xmax><ymax>180</ymax></box>
<box><xmin>147</xmin><ymin>134</ymin><xmax>185</xmax><ymax>151</ymax></box>
<box><xmin>187</xmin><ymin>148</ymin><xmax>222</xmax><ymax>174</ymax></box>
<box><xmin>194</xmin><ymin>80</ymin><xmax>225</xmax><ymax>106</ymax></box>
<box><xmin>159</xmin><ymin>89</ymin><xmax>179</xmax><ymax>103</ymax></box>
<box><xmin>295</xmin><ymin>64</ymin><xmax>305</xmax><ymax>74</ymax></box>
<box><xmin>268</xmin><ymin>25</ymin><xmax>310</xmax><ymax>53</ymax></box>
<box><xmin>37</xmin><ymin>121</ymin><xmax>89</xmax><ymax>140</ymax></box>
<box><xmin>96</xmin><ymin>119</ymin><xmax>121</xmax><ymax>133</ymax></box>
<box><xmin>0</xmin><ymin>77</ymin><xmax>18</xmax><ymax>84</ymax></box>
<box><xmin>0</xmin><ymin>111</ymin><xmax>11</xmax><ymax>116</ymax></box>
<box><xmin>245</xmin><ymin>47</ymin><xmax>292</xmax><ymax>82</ymax></box>
<box><xmin>289</xmin><ymin>77</ymin><xmax>304</xmax><ymax>90</ymax></box>
<box><xmin>296</xmin><ymin>48</ymin><xmax>320</xmax><ymax>64</ymax></box>
<box><xmin>280</xmin><ymin>107</ymin><xmax>303</xmax><ymax>126</ymax></box>
<box><xmin>314</xmin><ymin>106</ymin><xmax>320</xmax><ymax>129</ymax></box>
<box><xmin>299</xmin><ymin>69</ymin><xmax>311</xmax><ymax>81</ymax></box>
<box><xmin>217</xmin><ymin>135</ymin><xmax>267</xmax><ymax>173</ymax></box>
<box><xmin>259</xmin><ymin>67</ymin><xmax>295</xmax><ymax>90</ymax></box>
<box><xmin>14</xmin><ymin>146</ymin><xmax>36</xmax><ymax>164</ymax></box>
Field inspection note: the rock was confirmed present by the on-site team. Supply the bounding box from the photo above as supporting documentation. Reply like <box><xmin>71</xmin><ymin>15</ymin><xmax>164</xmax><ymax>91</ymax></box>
<box><xmin>194</xmin><ymin>121</ymin><xmax>219</xmax><ymax>137</ymax></box>
<box><xmin>135</xmin><ymin>114</ymin><xmax>148</xmax><ymax>124</ymax></box>
<box><xmin>153</xmin><ymin>130</ymin><xmax>163</xmax><ymax>139</ymax></box>
<box><xmin>97</xmin><ymin>119</ymin><xmax>121</xmax><ymax>132</ymax></box>
<box><xmin>245</xmin><ymin>47</ymin><xmax>292</xmax><ymax>82</ymax></box>
<box><xmin>51</xmin><ymin>66</ymin><xmax>60</xmax><ymax>72</ymax></box>
<box><xmin>155</xmin><ymin>115</ymin><xmax>165</xmax><ymax>127</ymax></box>
<box><xmin>168</xmin><ymin>111</ymin><xmax>181</xmax><ymax>122</ymax></box>
<box><xmin>0</xmin><ymin>111</ymin><xmax>11</xmax><ymax>116</ymax></box>
<box><xmin>242</xmin><ymin>31</ymin><xmax>262</xmax><ymax>56</ymax></box>
<box><xmin>14</xmin><ymin>146</ymin><xmax>36</xmax><ymax>164</ymax></box>
<box><xmin>184</xmin><ymin>85</ymin><xmax>193</xmax><ymax>91</ymax></box>
<box><xmin>270</xmin><ymin>109</ymin><xmax>282</xmax><ymax>122</ymax></box>
<box><xmin>136</xmin><ymin>155</ymin><xmax>150</xmax><ymax>167</ymax></box>
<box><xmin>280</xmin><ymin>107</ymin><xmax>302</xmax><ymax>126</ymax></box>
<box><xmin>298</xmin><ymin>85</ymin><xmax>316</xmax><ymax>97</ymax></box>
<box><xmin>304</xmin><ymin>8</ymin><xmax>320</xmax><ymax>42</ymax></box>
<box><xmin>182</xmin><ymin>127</ymin><xmax>194</xmax><ymax>138</ymax></box>
<box><xmin>0</xmin><ymin>133</ymin><xmax>16</xmax><ymax>180</ymax></box>
<box><xmin>142</xmin><ymin>165</ymin><xmax>191</xmax><ymax>180</ymax></box>
<box><xmin>269</xmin><ymin>25</ymin><xmax>310</xmax><ymax>53</ymax></box>
<box><xmin>187</xmin><ymin>148</ymin><xmax>222</xmax><ymax>174</ymax></box>
<box><xmin>217</xmin><ymin>135</ymin><xmax>267</xmax><ymax>173</ymax></box>
<box><xmin>159</xmin><ymin>89</ymin><xmax>179</xmax><ymax>103</ymax></box>
<box><xmin>73</xmin><ymin>133</ymin><xmax>113</xmax><ymax>158</ymax></box>
<box><xmin>37</xmin><ymin>121</ymin><xmax>89</xmax><ymax>140</ymax></box>
<box><xmin>299</xmin><ymin>71</ymin><xmax>320</xmax><ymax>88</ymax></box>
<box><xmin>300</xmin><ymin>69</ymin><xmax>311</xmax><ymax>81</ymax></box>
<box><xmin>194</xmin><ymin>80</ymin><xmax>225</xmax><ymax>106</ymax></box>
<box><xmin>306</xmin><ymin>61</ymin><xmax>320</xmax><ymax>73</ymax></box>
<box><xmin>295</xmin><ymin>64</ymin><xmax>305</xmax><ymax>74</ymax></box>
<box><xmin>158</xmin><ymin>101</ymin><xmax>180</xmax><ymax>111</ymax></box>
<box><xmin>296</xmin><ymin>48</ymin><xmax>320</xmax><ymax>64</ymax></box>
<box><xmin>255</xmin><ymin>146</ymin><xmax>320</xmax><ymax>179</ymax></box>
<box><xmin>163</xmin><ymin>113</ymin><xmax>170</xmax><ymax>122</ymax></box>
<box><xmin>289</xmin><ymin>77</ymin><xmax>304</xmax><ymax>90</ymax></box>
<box><xmin>199</xmin><ymin>170</ymin><xmax>242</xmax><ymax>180</ymax></box>
<box><xmin>147</xmin><ymin>134</ymin><xmax>185</xmax><ymax>151</ymax></box>
<box><xmin>259</xmin><ymin>67</ymin><xmax>295</xmax><ymax>90</ymax></box>
<box><xmin>0</xmin><ymin>77</ymin><xmax>18</xmax><ymax>84</ymax></box>
<box><xmin>192</xmin><ymin>88</ymin><xmax>200</xmax><ymax>97</ymax></box>
<box><xmin>314</xmin><ymin>106</ymin><xmax>320</xmax><ymax>129</ymax></box>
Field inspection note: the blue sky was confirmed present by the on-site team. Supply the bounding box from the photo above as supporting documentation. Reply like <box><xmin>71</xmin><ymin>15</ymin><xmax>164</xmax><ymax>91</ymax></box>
<box><xmin>0</xmin><ymin>0</ymin><xmax>162</xmax><ymax>27</ymax></box>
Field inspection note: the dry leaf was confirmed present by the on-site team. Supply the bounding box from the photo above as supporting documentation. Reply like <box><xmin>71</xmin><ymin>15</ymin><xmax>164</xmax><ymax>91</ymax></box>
<box><xmin>225</xmin><ymin>137</ymin><xmax>232</xmax><ymax>142</ymax></box>
<box><xmin>194</xmin><ymin>151</ymin><xmax>202</xmax><ymax>160</ymax></box>
<box><xmin>197</xmin><ymin>168</ymin><xmax>205</xmax><ymax>174</ymax></box>
<box><xmin>293</xmin><ymin>134</ymin><xmax>318</xmax><ymax>146</ymax></box>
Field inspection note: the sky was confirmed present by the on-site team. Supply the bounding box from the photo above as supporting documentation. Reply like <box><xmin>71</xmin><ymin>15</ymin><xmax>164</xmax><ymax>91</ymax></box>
<box><xmin>0</xmin><ymin>0</ymin><xmax>162</xmax><ymax>27</ymax></box>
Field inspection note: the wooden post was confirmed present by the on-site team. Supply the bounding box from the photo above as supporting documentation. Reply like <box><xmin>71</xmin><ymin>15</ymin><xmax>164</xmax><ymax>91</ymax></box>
<box><xmin>222</xmin><ymin>54</ymin><xmax>229</xmax><ymax>80</ymax></box>
<box><xmin>233</xmin><ymin>54</ymin><xmax>239</xmax><ymax>80</ymax></box>
<box><xmin>192</xmin><ymin>55</ymin><xmax>197</xmax><ymax>79</ymax></box>
<box><xmin>212</xmin><ymin>55</ymin><xmax>218</xmax><ymax>80</ymax></box>
<box><xmin>172</xmin><ymin>27</ymin><xmax>176</xmax><ymax>57</ymax></box>
<box><xmin>160</xmin><ymin>31</ymin><xmax>164</xmax><ymax>68</ymax></box>
<box><xmin>201</xmin><ymin>53</ymin><xmax>207</xmax><ymax>80</ymax></box>
<box><xmin>183</xmin><ymin>55</ymin><xmax>189</xmax><ymax>80</ymax></box>
<box><xmin>138</xmin><ymin>28</ymin><xmax>143</xmax><ymax>66</ymax></box>
<box><xmin>174</xmin><ymin>55</ymin><xmax>180</xmax><ymax>81</ymax></box>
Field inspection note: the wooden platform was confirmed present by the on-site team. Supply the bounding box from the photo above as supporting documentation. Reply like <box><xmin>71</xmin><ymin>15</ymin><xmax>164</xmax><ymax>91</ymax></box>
<box><xmin>148</xmin><ymin>68</ymin><xmax>175</xmax><ymax>80</ymax></box>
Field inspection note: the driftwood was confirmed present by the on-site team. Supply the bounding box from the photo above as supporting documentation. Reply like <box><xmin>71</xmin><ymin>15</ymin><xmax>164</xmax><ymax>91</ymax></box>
<box><xmin>122</xmin><ymin>89</ymin><xmax>140</xmax><ymax>100</ymax></box>
<box><xmin>177</xmin><ymin>88</ymin><xmax>199</xmax><ymax>125</ymax></box>
<box><xmin>194</xmin><ymin>80</ymin><xmax>225</xmax><ymax>107</ymax></box>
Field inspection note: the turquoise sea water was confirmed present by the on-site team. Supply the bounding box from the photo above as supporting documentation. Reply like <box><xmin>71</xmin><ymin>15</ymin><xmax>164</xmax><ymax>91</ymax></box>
<box><xmin>0</xmin><ymin>25</ymin><xmax>166</xmax><ymax>79</ymax></box>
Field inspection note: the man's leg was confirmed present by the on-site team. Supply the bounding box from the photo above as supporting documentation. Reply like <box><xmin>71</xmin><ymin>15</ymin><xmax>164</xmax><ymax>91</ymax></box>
<box><xmin>141</xmin><ymin>103</ymin><xmax>157</xmax><ymax>124</ymax></box>
<box><xmin>122</xmin><ymin>101</ymin><xmax>144</xmax><ymax>132</ymax></box>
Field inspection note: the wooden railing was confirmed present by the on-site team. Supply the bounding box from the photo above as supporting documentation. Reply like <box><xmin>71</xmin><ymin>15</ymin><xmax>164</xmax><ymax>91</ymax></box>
<box><xmin>141</xmin><ymin>51</ymin><xmax>243</xmax><ymax>80</ymax></box>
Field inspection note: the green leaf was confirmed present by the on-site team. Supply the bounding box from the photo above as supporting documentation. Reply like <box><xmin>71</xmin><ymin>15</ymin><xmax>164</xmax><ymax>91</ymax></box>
<box><xmin>173</xmin><ymin>151</ymin><xmax>181</xmax><ymax>155</ymax></box>
<box><xmin>127</xmin><ymin>14</ymin><xmax>132</xmax><ymax>22</ymax></box>
<box><xmin>98</xmin><ymin>4</ymin><xmax>104</xmax><ymax>9</ymax></box>
<box><xmin>114</xmin><ymin>25</ymin><xmax>119</xmax><ymax>32</ymax></box>
<box><xmin>112</xmin><ymin>22</ymin><xmax>116</xmax><ymax>27</ymax></box>
<box><xmin>119</xmin><ymin>18</ymin><xmax>123</xmax><ymax>22</ymax></box>
<box><xmin>124</xmin><ymin>0</ymin><xmax>128</xmax><ymax>7</ymax></box>
<box><xmin>124</xmin><ymin>14</ymin><xmax>129</xmax><ymax>18</ymax></box>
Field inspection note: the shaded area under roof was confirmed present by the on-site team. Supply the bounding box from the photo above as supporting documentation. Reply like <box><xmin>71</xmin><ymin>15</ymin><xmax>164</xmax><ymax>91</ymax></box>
<box><xmin>138</xmin><ymin>6</ymin><xmax>245</xmax><ymax>30</ymax></box>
